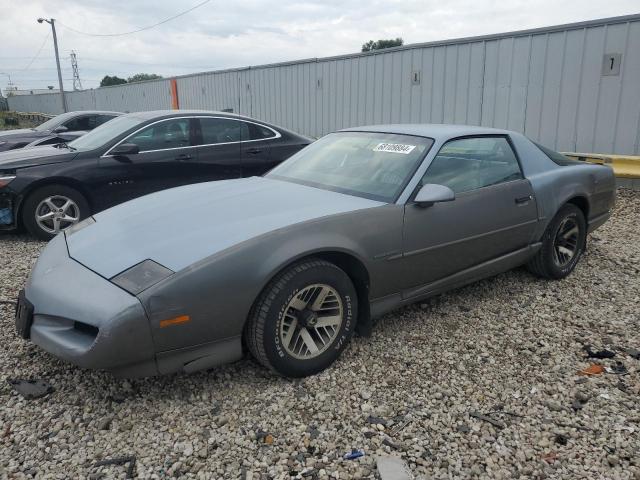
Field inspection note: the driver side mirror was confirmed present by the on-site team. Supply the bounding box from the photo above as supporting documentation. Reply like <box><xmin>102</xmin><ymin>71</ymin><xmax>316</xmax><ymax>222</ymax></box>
<box><xmin>111</xmin><ymin>143</ymin><xmax>140</xmax><ymax>156</ymax></box>
<box><xmin>414</xmin><ymin>184</ymin><xmax>455</xmax><ymax>207</ymax></box>
<box><xmin>52</xmin><ymin>125</ymin><xmax>68</xmax><ymax>133</ymax></box>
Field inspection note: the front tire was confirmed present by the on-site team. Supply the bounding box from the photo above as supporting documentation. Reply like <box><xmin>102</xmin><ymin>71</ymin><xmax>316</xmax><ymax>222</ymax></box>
<box><xmin>22</xmin><ymin>184</ymin><xmax>90</xmax><ymax>240</ymax></box>
<box><xmin>245</xmin><ymin>259</ymin><xmax>358</xmax><ymax>377</ymax></box>
<box><xmin>527</xmin><ymin>204</ymin><xmax>586</xmax><ymax>279</ymax></box>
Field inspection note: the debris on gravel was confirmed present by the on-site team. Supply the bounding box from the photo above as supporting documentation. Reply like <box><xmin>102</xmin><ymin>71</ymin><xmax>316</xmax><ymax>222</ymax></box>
<box><xmin>94</xmin><ymin>455</ymin><xmax>137</xmax><ymax>479</ymax></box>
<box><xmin>7</xmin><ymin>378</ymin><xmax>54</xmax><ymax>400</ymax></box>
<box><xmin>1</xmin><ymin>189</ymin><xmax>639</xmax><ymax>479</ymax></box>
<box><xmin>376</xmin><ymin>455</ymin><xmax>412</xmax><ymax>480</ymax></box>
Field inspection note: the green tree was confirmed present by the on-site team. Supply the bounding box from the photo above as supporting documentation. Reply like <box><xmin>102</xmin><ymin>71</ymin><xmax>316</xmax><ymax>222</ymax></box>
<box><xmin>361</xmin><ymin>38</ymin><xmax>404</xmax><ymax>52</ymax></box>
<box><xmin>127</xmin><ymin>73</ymin><xmax>163</xmax><ymax>83</ymax></box>
<box><xmin>99</xmin><ymin>75</ymin><xmax>127</xmax><ymax>87</ymax></box>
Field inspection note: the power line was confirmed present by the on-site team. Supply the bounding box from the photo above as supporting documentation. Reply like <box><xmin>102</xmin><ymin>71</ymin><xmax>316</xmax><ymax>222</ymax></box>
<box><xmin>20</xmin><ymin>32</ymin><xmax>51</xmax><ymax>72</ymax></box>
<box><xmin>56</xmin><ymin>0</ymin><xmax>212</xmax><ymax>37</ymax></box>
<box><xmin>1</xmin><ymin>55</ymin><xmax>217</xmax><ymax>71</ymax></box>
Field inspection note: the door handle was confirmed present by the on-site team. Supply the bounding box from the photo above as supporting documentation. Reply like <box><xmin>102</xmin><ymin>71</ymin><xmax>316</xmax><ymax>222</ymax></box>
<box><xmin>515</xmin><ymin>195</ymin><xmax>533</xmax><ymax>205</ymax></box>
<box><xmin>176</xmin><ymin>153</ymin><xmax>193</xmax><ymax>161</ymax></box>
<box><xmin>246</xmin><ymin>148</ymin><xmax>262</xmax><ymax>155</ymax></box>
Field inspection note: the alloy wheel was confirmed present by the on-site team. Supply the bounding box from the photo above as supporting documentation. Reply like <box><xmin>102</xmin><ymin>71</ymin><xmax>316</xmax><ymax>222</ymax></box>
<box><xmin>552</xmin><ymin>216</ymin><xmax>579</xmax><ymax>267</ymax></box>
<box><xmin>35</xmin><ymin>195</ymin><xmax>80</xmax><ymax>235</ymax></box>
<box><xmin>279</xmin><ymin>284</ymin><xmax>344</xmax><ymax>360</ymax></box>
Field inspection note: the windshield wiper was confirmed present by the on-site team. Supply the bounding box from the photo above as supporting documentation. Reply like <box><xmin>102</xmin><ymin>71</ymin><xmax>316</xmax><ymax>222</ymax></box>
<box><xmin>55</xmin><ymin>142</ymin><xmax>77</xmax><ymax>151</ymax></box>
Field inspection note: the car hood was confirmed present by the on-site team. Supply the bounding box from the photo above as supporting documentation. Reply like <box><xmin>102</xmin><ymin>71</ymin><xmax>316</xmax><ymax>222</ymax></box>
<box><xmin>67</xmin><ymin>177</ymin><xmax>383</xmax><ymax>279</ymax></box>
<box><xmin>0</xmin><ymin>145</ymin><xmax>78</xmax><ymax>169</ymax></box>
<box><xmin>0</xmin><ymin>128</ymin><xmax>41</xmax><ymax>139</ymax></box>
<box><xmin>0</xmin><ymin>128</ymin><xmax>45</xmax><ymax>147</ymax></box>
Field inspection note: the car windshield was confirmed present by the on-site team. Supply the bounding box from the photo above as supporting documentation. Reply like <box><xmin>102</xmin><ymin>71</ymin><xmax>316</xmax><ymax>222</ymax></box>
<box><xmin>33</xmin><ymin>112</ymin><xmax>79</xmax><ymax>132</ymax></box>
<box><xmin>68</xmin><ymin>115</ymin><xmax>145</xmax><ymax>151</ymax></box>
<box><xmin>267</xmin><ymin>131</ymin><xmax>434</xmax><ymax>202</ymax></box>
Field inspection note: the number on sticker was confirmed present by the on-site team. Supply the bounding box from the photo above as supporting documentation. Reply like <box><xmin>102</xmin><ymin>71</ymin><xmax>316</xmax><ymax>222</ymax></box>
<box><xmin>373</xmin><ymin>143</ymin><xmax>416</xmax><ymax>154</ymax></box>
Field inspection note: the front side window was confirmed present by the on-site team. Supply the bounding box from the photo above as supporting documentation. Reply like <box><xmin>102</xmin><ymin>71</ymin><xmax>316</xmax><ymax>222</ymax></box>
<box><xmin>198</xmin><ymin>118</ymin><xmax>249</xmax><ymax>145</ymax></box>
<box><xmin>126</xmin><ymin>118</ymin><xmax>192</xmax><ymax>152</ymax></box>
<box><xmin>86</xmin><ymin>114</ymin><xmax>118</xmax><ymax>130</ymax></box>
<box><xmin>33</xmin><ymin>111</ymin><xmax>78</xmax><ymax>132</ymax></box>
<box><xmin>421</xmin><ymin>136</ymin><xmax>522</xmax><ymax>194</ymax></box>
<box><xmin>97</xmin><ymin>114</ymin><xmax>118</xmax><ymax>126</ymax></box>
<box><xmin>267</xmin><ymin>131</ymin><xmax>434</xmax><ymax>202</ymax></box>
<box><xmin>63</xmin><ymin>116</ymin><xmax>92</xmax><ymax>131</ymax></box>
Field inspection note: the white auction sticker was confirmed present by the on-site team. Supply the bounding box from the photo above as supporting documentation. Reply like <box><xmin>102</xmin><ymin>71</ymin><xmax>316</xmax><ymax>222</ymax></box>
<box><xmin>373</xmin><ymin>143</ymin><xmax>416</xmax><ymax>154</ymax></box>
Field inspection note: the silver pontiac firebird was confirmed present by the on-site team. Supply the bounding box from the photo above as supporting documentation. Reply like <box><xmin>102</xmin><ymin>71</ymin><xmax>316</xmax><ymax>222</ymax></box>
<box><xmin>15</xmin><ymin>124</ymin><xmax>616</xmax><ymax>378</ymax></box>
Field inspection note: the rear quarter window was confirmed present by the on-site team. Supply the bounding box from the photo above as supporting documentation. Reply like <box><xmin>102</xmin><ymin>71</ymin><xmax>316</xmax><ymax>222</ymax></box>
<box><xmin>248</xmin><ymin>123</ymin><xmax>277</xmax><ymax>140</ymax></box>
<box><xmin>534</xmin><ymin>142</ymin><xmax>582</xmax><ymax>166</ymax></box>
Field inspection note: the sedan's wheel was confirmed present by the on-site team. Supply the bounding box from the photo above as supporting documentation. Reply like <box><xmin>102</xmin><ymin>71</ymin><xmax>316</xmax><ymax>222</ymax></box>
<box><xmin>527</xmin><ymin>203</ymin><xmax>586</xmax><ymax>279</ymax></box>
<box><xmin>22</xmin><ymin>184</ymin><xmax>90</xmax><ymax>240</ymax></box>
<box><xmin>245</xmin><ymin>259</ymin><xmax>358</xmax><ymax>377</ymax></box>
<box><xmin>35</xmin><ymin>195</ymin><xmax>81</xmax><ymax>235</ymax></box>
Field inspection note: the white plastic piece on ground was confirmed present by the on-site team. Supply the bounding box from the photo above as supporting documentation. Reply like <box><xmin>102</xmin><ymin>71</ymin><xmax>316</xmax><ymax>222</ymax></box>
<box><xmin>376</xmin><ymin>455</ymin><xmax>413</xmax><ymax>480</ymax></box>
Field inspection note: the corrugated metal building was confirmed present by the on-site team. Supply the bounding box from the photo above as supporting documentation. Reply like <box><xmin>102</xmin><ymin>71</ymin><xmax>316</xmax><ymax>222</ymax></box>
<box><xmin>8</xmin><ymin>14</ymin><xmax>640</xmax><ymax>154</ymax></box>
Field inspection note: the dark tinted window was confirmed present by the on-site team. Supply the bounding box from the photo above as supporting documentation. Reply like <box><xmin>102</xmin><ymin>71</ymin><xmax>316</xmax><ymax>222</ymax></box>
<box><xmin>421</xmin><ymin>136</ymin><xmax>522</xmax><ymax>194</ymax></box>
<box><xmin>533</xmin><ymin>141</ymin><xmax>581</xmax><ymax>166</ymax></box>
<box><xmin>63</xmin><ymin>114</ymin><xmax>116</xmax><ymax>131</ymax></box>
<box><xmin>63</xmin><ymin>115</ymin><xmax>92</xmax><ymax>131</ymax></box>
<box><xmin>93</xmin><ymin>114</ymin><xmax>118</xmax><ymax>129</ymax></box>
<box><xmin>126</xmin><ymin>118</ymin><xmax>192</xmax><ymax>152</ymax></box>
<box><xmin>199</xmin><ymin>118</ymin><xmax>248</xmax><ymax>145</ymax></box>
<box><xmin>34</xmin><ymin>111</ymin><xmax>78</xmax><ymax>131</ymax></box>
<box><xmin>248</xmin><ymin>122</ymin><xmax>277</xmax><ymax>140</ymax></box>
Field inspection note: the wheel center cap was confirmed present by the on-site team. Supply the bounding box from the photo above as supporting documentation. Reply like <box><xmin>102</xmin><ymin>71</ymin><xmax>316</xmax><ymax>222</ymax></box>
<box><xmin>300</xmin><ymin>309</ymin><xmax>319</xmax><ymax>328</ymax></box>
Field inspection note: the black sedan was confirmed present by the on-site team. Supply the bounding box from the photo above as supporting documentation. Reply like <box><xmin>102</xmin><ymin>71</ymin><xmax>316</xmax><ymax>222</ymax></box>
<box><xmin>0</xmin><ymin>110</ymin><xmax>313</xmax><ymax>239</ymax></box>
<box><xmin>0</xmin><ymin>111</ymin><xmax>121</xmax><ymax>151</ymax></box>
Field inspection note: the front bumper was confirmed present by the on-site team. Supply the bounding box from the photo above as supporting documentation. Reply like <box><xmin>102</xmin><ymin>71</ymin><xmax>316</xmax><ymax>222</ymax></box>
<box><xmin>24</xmin><ymin>234</ymin><xmax>158</xmax><ymax>377</ymax></box>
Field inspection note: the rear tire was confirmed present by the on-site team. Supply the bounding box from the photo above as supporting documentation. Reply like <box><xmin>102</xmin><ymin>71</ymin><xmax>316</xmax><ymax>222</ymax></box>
<box><xmin>527</xmin><ymin>204</ymin><xmax>586</xmax><ymax>279</ymax></box>
<box><xmin>245</xmin><ymin>258</ymin><xmax>358</xmax><ymax>377</ymax></box>
<box><xmin>22</xmin><ymin>184</ymin><xmax>90</xmax><ymax>241</ymax></box>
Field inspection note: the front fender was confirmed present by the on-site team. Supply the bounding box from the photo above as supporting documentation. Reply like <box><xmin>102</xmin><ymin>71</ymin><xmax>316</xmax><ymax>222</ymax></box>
<box><xmin>137</xmin><ymin>204</ymin><xmax>403</xmax><ymax>352</ymax></box>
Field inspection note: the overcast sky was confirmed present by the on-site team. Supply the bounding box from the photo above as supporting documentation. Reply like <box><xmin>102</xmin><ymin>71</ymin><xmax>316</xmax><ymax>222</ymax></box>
<box><xmin>1</xmin><ymin>0</ymin><xmax>638</xmax><ymax>91</ymax></box>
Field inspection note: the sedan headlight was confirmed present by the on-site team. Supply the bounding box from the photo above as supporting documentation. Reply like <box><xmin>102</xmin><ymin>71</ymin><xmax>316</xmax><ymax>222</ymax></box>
<box><xmin>0</xmin><ymin>175</ymin><xmax>16</xmax><ymax>188</ymax></box>
<box><xmin>111</xmin><ymin>259</ymin><xmax>174</xmax><ymax>295</ymax></box>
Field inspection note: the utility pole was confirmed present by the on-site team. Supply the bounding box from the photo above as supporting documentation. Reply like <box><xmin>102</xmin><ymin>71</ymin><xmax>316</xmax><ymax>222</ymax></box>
<box><xmin>70</xmin><ymin>51</ymin><xmax>82</xmax><ymax>91</ymax></box>
<box><xmin>37</xmin><ymin>17</ymin><xmax>67</xmax><ymax>112</ymax></box>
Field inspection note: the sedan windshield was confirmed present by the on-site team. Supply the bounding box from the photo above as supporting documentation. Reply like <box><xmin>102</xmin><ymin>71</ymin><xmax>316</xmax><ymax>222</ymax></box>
<box><xmin>267</xmin><ymin>131</ymin><xmax>434</xmax><ymax>202</ymax></box>
<box><xmin>68</xmin><ymin>115</ymin><xmax>145</xmax><ymax>151</ymax></box>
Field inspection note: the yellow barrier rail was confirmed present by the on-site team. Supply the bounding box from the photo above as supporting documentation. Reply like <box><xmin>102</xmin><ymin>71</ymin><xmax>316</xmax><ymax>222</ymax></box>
<box><xmin>562</xmin><ymin>152</ymin><xmax>640</xmax><ymax>179</ymax></box>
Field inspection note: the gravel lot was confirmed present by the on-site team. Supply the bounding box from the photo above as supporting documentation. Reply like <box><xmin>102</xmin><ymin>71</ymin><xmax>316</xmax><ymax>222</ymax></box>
<box><xmin>1</xmin><ymin>189</ymin><xmax>639</xmax><ymax>480</ymax></box>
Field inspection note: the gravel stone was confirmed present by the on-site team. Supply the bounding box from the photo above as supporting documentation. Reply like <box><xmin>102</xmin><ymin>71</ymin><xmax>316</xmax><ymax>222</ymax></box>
<box><xmin>97</xmin><ymin>416</ymin><xmax>113</xmax><ymax>431</ymax></box>
<box><xmin>1</xmin><ymin>189</ymin><xmax>639</xmax><ymax>478</ymax></box>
